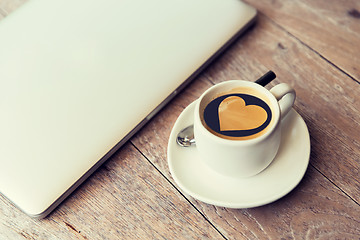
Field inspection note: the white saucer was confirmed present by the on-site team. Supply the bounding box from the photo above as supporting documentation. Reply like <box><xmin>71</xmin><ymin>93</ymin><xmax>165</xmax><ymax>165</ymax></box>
<box><xmin>167</xmin><ymin>101</ymin><xmax>310</xmax><ymax>208</ymax></box>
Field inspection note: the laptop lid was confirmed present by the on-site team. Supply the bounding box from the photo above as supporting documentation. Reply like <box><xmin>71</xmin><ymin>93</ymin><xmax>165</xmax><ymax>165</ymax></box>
<box><xmin>0</xmin><ymin>0</ymin><xmax>256</xmax><ymax>218</ymax></box>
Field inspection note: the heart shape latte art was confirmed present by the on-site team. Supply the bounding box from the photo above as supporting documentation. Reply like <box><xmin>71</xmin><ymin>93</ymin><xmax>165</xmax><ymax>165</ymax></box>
<box><xmin>218</xmin><ymin>96</ymin><xmax>268</xmax><ymax>131</ymax></box>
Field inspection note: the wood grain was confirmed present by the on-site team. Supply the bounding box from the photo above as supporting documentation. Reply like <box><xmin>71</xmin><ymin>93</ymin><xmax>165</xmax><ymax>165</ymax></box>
<box><xmin>1</xmin><ymin>0</ymin><xmax>360</xmax><ymax>239</ymax></box>
<box><xmin>203</xmin><ymin>14</ymin><xmax>360</xmax><ymax>205</ymax></box>
<box><xmin>244</xmin><ymin>0</ymin><xmax>360</xmax><ymax>81</ymax></box>
<box><xmin>1</xmin><ymin>143</ymin><xmax>223</xmax><ymax>239</ymax></box>
<box><xmin>132</xmin><ymin>80</ymin><xmax>360</xmax><ymax>238</ymax></box>
<box><xmin>131</xmin><ymin>12</ymin><xmax>360</xmax><ymax>240</ymax></box>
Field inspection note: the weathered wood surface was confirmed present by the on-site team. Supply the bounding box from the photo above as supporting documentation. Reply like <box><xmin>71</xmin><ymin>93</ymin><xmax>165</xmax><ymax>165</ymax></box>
<box><xmin>202</xmin><ymin>14</ymin><xmax>360</xmax><ymax>204</ymax></box>
<box><xmin>1</xmin><ymin>143</ymin><xmax>224</xmax><ymax>239</ymax></box>
<box><xmin>245</xmin><ymin>0</ymin><xmax>360</xmax><ymax>81</ymax></box>
<box><xmin>1</xmin><ymin>0</ymin><xmax>360</xmax><ymax>239</ymax></box>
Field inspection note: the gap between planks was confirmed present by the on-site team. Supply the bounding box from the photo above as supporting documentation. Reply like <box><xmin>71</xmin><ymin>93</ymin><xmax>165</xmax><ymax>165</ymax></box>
<box><xmin>256</xmin><ymin>11</ymin><xmax>360</xmax><ymax>205</ymax></box>
<box><xmin>130</xmin><ymin>141</ymin><xmax>229</xmax><ymax>240</ymax></box>
<box><xmin>310</xmin><ymin>162</ymin><xmax>360</xmax><ymax>207</ymax></box>
<box><xmin>259</xmin><ymin>12</ymin><xmax>360</xmax><ymax>85</ymax></box>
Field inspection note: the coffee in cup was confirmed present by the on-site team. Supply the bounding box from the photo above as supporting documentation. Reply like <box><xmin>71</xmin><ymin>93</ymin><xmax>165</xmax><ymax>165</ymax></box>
<box><xmin>194</xmin><ymin>80</ymin><xmax>295</xmax><ymax>178</ymax></box>
<box><xmin>201</xmin><ymin>86</ymin><xmax>275</xmax><ymax>140</ymax></box>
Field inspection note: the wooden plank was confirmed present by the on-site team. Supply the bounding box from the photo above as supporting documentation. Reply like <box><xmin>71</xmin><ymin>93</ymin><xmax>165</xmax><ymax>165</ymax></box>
<box><xmin>131</xmin><ymin>14</ymin><xmax>360</xmax><ymax>239</ymax></box>
<box><xmin>134</xmin><ymin>12</ymin><xmax>360</xmax><ymax>204</ymax></box>
<box><xmin>244</xmin><ymin>0</ymin><xmax>360</xmax><ymax>81</ymax></box>
<box><xmin>197</xmin><ymin>167</ymin><xmax>360</xmax><ymax>239</ymax></box>
<box><xmin>132</xmin><ymin>81</ymin><xmax>360</xmax><ymax>238</ymax></box>
<box><xmin>203</xmin><ymin>14</ymin><xmax>360</xmax><ymax>204</ymax></box>
<box><xmin>0</xmin><ymin>143</ymin><xmax>224</xmax><ymax>239</ymax></box>
<box><xmin>2</xmin><ymin>0</ymin><xmax>360</xmax><ymax>238</ymax></box>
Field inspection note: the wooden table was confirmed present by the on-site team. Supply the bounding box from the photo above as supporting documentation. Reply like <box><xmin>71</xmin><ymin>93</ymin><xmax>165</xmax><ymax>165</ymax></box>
<box><xmin>1</xmin><ymin>0</ymin><xmax>360</xmax><ymax>239</ymax></box>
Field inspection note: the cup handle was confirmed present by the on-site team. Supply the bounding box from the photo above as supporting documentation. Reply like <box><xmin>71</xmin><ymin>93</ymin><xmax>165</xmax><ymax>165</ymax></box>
<box><xmin>270</xmin><ymin>83</ymin><xmax>296</xmax><ymax>119</ymax></box>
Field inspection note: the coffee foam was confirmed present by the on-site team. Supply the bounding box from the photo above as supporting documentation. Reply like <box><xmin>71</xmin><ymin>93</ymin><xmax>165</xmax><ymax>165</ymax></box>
<box><xmin>200</xmin><ymin>86</ymin><xmax>275</xmax><ymax>140</ymax></box>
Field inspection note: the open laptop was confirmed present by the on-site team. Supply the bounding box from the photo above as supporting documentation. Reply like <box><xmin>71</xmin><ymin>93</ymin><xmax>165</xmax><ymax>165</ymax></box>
<box><xmin>0</xmin><ymin>0</ymin><xmax>256</xmax><ymax>218</ymax></box>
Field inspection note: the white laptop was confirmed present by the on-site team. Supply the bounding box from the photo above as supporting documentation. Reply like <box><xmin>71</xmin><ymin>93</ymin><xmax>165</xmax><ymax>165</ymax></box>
<box><xmin>0</xmin><ymin>0</ymin><xmax>256</xmax><ymax>218</ymax></box>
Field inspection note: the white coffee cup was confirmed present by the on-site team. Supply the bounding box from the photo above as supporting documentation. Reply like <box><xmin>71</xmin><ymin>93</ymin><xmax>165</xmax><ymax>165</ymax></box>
<box><xmin>193</xmin><ymin>80</ymin><xmax>296</xmax><ymax>178</ymax></box>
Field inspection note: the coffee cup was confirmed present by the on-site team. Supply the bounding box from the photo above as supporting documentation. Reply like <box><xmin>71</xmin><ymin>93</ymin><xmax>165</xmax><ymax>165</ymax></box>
<box><xmin>193</xmin><ymin>80</ymin><xmax>295</xmax><ymax>178</ymax></box>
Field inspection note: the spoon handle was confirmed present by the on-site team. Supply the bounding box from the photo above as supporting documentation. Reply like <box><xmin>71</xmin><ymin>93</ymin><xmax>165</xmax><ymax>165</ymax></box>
<box><xmin>254</xmin><ymin>70</ymin><xmax>276</xmax><ymax>86</ymax></box>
